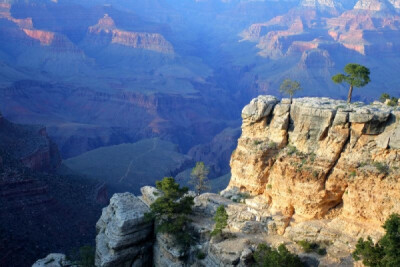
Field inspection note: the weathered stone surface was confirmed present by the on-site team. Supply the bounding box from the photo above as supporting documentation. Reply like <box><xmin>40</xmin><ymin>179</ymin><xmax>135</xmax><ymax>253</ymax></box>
<box><xmin>140</xmin><ymin>186</ymin><xmax>161</xmax><ymax>206</ymax></box>
<box><xmin>241</xmin><ymin>95</ymin><xmax>279</xmax><ymax>124</ymax></box>
<box><xmin>95</xmin><ymin>193</ymin><xmax>153</xmax><ymax>267</ymax></box>
<box><xmin>32</xmin><ymin>254</ymin><xmax>73</xmax><ymax>267</ymax></box>
<box><xmin>228</xmin><ymin>95</ymin><xmax>400</xmax><ymax>234</ymax></box>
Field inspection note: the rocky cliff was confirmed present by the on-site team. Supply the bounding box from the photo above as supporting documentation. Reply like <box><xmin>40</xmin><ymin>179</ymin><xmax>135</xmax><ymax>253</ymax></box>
<box><xmin>229</xmin><ymin>96</ymin><xmax>400</xmax><ymax>233</ymax></box>
<box><xmin>90</xmin><ymin>96</ymin><xmax>400</xmax><ymax>266</ymax></box>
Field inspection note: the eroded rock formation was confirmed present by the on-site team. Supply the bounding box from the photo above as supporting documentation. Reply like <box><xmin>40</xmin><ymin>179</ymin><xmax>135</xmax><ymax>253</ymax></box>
<box><xmin>95</xmin><ymin>193</ymin><xmax>153</xmax><ymax>267</ymax></box>
<box><xmin>228</xmin><ymin>96</ymin><xmax>400</xmax><ymax>232</ymax></box>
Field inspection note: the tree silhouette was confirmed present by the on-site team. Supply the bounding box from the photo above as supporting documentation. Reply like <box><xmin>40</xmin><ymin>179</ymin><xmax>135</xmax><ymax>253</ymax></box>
<box><xmin>279</xmin><ymin>79</ymin><xmax>302</xmax><ymax>104</ymax></box>
<box><xmin>190</xmin><ymin>162</ymin><xmax>210</xmax><ymax>196</ymax></box>
<box><xmin>332</xmin><ymin>63</ymin><xmax>370</xmax><ymax>104</ymax></box>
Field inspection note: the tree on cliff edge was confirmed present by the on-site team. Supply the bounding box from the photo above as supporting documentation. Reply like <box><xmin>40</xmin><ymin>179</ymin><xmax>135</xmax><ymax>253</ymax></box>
<box><xmin>279</xmin><ymin>79</ymin><xmax>302</xmax><ymax>104</ymax></box>
<box><xmin>190</xmin><ymin>162</ymin><xmax>210</xmax><ymax>196</ymax></box>
<box><xmin>332</xmin><ymin>63</ymin><xmax>370</xmax><ymax>104</ymax></box>
<box><xmin>145</xmin><ymin>177</ymin><xmax>194</xmax><ymax>248</ymax></box>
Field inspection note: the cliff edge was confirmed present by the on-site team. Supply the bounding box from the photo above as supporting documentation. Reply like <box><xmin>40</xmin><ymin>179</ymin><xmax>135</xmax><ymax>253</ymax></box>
<box><xmin>228</xmin><ymin>96</ymin><xmax>400</xmax><ymax>235</ymax></box>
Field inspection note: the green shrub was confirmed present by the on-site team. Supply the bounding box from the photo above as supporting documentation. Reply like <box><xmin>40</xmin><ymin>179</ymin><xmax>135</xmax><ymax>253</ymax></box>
<box><xmin>373</xmin><ymin>162</ymin><xmax>390</xmax><ymax>174</ymax></box>
<box><xmin>349</xmin><ymin>171</ymin><xmax>356</xmax><ymax>178</ymax></box>
<box><xmin>267</xmin><ymin>184</ymin><xmax>272</xmax><ymax>190</ymax></box>
<box><xmin>312</xmin><ymin>170</ymin><xmax>319</xmax><ymax>178</ymax></box>
<box><xmin>380</xmin><ymin>93</ymin><xmax>390</xmax><ymax>103</ymax></box>
<box><xmin>253</xmin><ymin>243</ymin><xmax>305</xmax><ymax>267</ymax></box>
<box><xmin>196</xmin><ymin>250</ymin><xmax>206</xmax><ymax>260</ymax></box>
<box><xmin>309</xmin><ymin>152</ymin><xmax>316</xmax><ymax>162</ymax></box>
<box><xmin>145</xmin><ymin>177</ymin><xmax>194</xmax><ymax>248</ymax></box>
<box><xmin>287</xmin><ymin>145</ymin><xmax>297</xmax><ymax>155</ymax></box>
<box><xmin>353</xmin><ymin>214</ymin><xmax>400</xmax><ymax>266</ymax></box>
<box><xmin>388</xmin><ymin>98</ymin><xmax>398</xmax><ymax>107</ymax></box>
<box><xmin>317</xmin><ymin>248</ymin><xmax>327</xmax><ymax>256</ymax></box>
<box><xmin>211</xmin><ymin>205</ymin><xmax>228</xmax><ymax>236</ymax></box>
<box><xmin>268</xmin><ymin>141</ymin><xmax>277</xmax><ymax>149</ymax></box>
<box><xmin>253</xmin><ymin>140</ymin><xmax>263</xmax><ymax>146</ymax></box>
<box><xmin>297</xmin><ymin>240</ymin><xmax>327</xmax><ymax>256</ymax></box>
<box><xmin>297</xmin><ymin>240</ymin><xmax>318</xmax><ymax>253</ymax></box>
<box><xmin>79</xmin><ymin>245</ymin><xmax>95</xmax><ymax>267</ymax></box>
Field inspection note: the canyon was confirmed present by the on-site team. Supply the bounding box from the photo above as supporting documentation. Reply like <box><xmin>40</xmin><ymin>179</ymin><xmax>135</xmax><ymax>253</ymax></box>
<box><xmin>1</xmin><ymin>1</ymin><xmax>400</xmax><ymax>174</ymax></box>
<box><xmin>34</xmin><ymin>95</ymin><xmax>399</xmax><ymax>267</ymax></box>
<box><xmin>2</xmin><ymin>1</ymin><xmax>400</xmax><ymax>264</ymax></box>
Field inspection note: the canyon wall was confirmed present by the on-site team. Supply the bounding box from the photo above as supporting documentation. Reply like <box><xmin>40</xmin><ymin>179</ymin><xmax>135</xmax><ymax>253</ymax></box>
<box><xmin>228</xmin><ymin>96</ymin><xmax>400</xmax><ymax>233</ymax></box>
<box><xmin>0</xmin><ymin>115</ymin><xmax>61</xmax><ymax>171</ymax></box>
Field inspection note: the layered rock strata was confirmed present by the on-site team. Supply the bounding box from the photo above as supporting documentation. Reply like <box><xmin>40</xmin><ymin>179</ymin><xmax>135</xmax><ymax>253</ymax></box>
<box><xmin>95</xmin><ymin>193</ymin><xmax>153</xmax><ymax>267</ymax></box>
<box><xmin>228</xmin><ymin>96</ymin><xmax>400</xmax><ymax>232</ymax></box>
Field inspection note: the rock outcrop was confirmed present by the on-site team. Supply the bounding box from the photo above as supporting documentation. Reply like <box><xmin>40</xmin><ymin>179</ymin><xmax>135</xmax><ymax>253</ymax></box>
<box><xmin>228</xmin><ymin>96</ymin><xmax>400</xmax><ymax>234</ymax></box>
<box><xmin>32</xmin><ymin>254</ymin><xmax>73</xmax><ymax>267</ymax></box>
<box><xmin>95</xmin><ymin>193</ymin><xmax>153</xmax><ymax>267</ymax></box>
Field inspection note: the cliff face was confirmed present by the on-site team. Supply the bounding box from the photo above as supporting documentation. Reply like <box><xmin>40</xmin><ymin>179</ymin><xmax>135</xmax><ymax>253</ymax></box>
<box><xmin>87</xmin><ymin>14</ymin><xmax>174</xmax><ymax>54</ymax></box>
<box><xmin>228</xmin><ymin>96</ymin><xmax>400</xmax><ymax>232</ymax></box>
<box><xmin>0</xmin><ymin>117</ymin><xmax>104</xmax><ymax>267</ymax></box>
<box><xmin>0</xmin><ymin>115</ymin><xmax>61</xmax><ymax>171</ymax></box>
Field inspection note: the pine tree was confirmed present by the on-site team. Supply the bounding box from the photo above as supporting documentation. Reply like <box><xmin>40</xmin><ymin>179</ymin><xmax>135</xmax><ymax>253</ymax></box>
<box><xmin>190</xmin><ymin>162</ymin><xmax>210</xmax><ymax>196</ymax></box>
<box><xmin>145</xmin><ymin>177</ymin><xmax>194</xmax><ymax>247</ymax></box>
<box><xmin>211</xmin><ymin>205</ymin><xmax>228</xmax><ymax>236</ymax></box>
<box><xmin>332</xmin><ymin>63</ymin><xmax>370</xmax><ymax>104</ymax></box>
<box><xmin>352</xmin><ymin>213</ymin><xmax>400</xmax><ymax>266</ymax></box>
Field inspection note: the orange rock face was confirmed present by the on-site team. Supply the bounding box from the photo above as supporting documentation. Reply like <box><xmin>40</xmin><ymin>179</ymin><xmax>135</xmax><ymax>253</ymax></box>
<box><xmin>23</xmin><ymin>29</ymin><xmax>55</xmax><ymax>46</ymax></box>
<box><xmin>88</xmin><ymin>14</ymin><xmax>174</xmax><ymax>54</ymax></box>
<box><xmin>228</xmin><ymin>96</ymin><xmax>400</xmax><ymax>236</ymax></box>
<box><xmin>241</xmin><ymin>3</ymin><xmax>400</xmax><ymax>58</ymax></box>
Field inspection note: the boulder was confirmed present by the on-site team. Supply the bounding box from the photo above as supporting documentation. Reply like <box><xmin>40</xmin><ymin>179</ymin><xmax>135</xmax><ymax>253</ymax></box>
<box><xmin>32</xmin><ymin>254</ymin><xmax>73</xmax><ymax>267</ymax></box>
<box><xmin>95</xmin><ymin>193</ymin><xmax>153</xmax><ymax>267</ymax></box>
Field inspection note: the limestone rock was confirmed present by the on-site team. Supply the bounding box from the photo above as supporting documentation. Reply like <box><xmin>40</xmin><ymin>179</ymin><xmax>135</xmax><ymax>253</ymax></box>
<box><xmin>140</xmin><ymin>186</ymin><xmax>162</xmax><ymax>206</ymax></box>
<box><xmin>228</xmin><ymin>95</ymin><xmax>400</xmax><ymax>234</ymax></box>
<box><xmin>95</xmin><ymin>193</ymin><xmax>153</xmax><ymax>267</ymax></box>
<box><xmin>32</xmin><ymin>254</ymin><xmax>73</xmax><ymax>267</ymax></box>
<box><xmin>241</xmin><ymin>95</ymin><xmax>278</xmax><ymax>124</ymax></box>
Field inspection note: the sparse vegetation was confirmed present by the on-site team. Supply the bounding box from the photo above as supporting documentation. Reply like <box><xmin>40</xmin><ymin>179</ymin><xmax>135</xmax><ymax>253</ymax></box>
<box><xmin>253</xmin><ymin>243</ymin><xmax>305</xmax><ymax>267</ymax></box>
<box><xmin>380</xmin><ymin>93</ymin><xmax>399</xmax><ymax>106</ymax></box>
<box><xmin>190</xmin><ymin>162</ymin><xmax>210</xmax><ymax>195</ymax></box>
<box><xmin>349</xmin><ymin>170</ymin><xmax>357</xmax><ymax>178</ymax></box>
<box><xmin>309</xmin><ymin>152</ymin><xmax>316</xmax><ymax>162</ymax></box>
<box><xmin>253</xmin><ymin>140</ymin><xmax>263</xmax><ymax>146</ymax></box>
<box><xmin>380</xmin><ymin>93</ymin><xmax>391</xmax><ymax>103</ymax></box>
<box><xmin>332</xmin><ymin>63</ymin><xmax>371</xmax><ymax>104</ymax></box>
<box><xmin>373</xmin><ymin>162</ymin><xmax>390</xmax><ymax>175</ymax></box>
<box><xmin>196</xmin><ymin>250</ymin><xmax>206</xmax><ymax>260</ymax></box>
<box><xmin>297</xmin><ymin>240</ymin><xmax>326</xmax><ymax>256</ymax></box>
<box><xmin>287</xmin><ymin>145</ymin><xmax>297</xmax><ymax>155</ymax></box>
<box><xmin>352</xmin><ymin>213</ymin><xmax>400</xmax><ymax>266</ymax></box>
<box><xmin>211</xmin><ymin>205</ymin><xmax>229</xmax><ymax>236</ymax></box>
<box><xmin>78</xmin><ymin>245</ymin><xmax>95</xmax><ymax>267</ymax></box>
<box><xmin>268</xmin><ymin>141</ymin><xmax>278</xmax><ymax>149</ymax></box>
<box><xmin>280</xmin><ymin>79</ymin><xmax>302</xmax><ymax>103</ymax></box>
<box><xmin>145</xmin><ymin>177</ymin><xmax>194</xmax><ymax>248</ymax></box>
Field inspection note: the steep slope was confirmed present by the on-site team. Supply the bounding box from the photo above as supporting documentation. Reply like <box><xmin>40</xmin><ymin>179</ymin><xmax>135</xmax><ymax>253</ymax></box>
<box><xmin>0</xmin><ymin>117</ymin><xmax>104</xmax><ymax>267</ymax></box>
<box><xmin>0</xmin><ymin>114</ymin><xmax>61</xmax><ymax>171</ymax></box>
